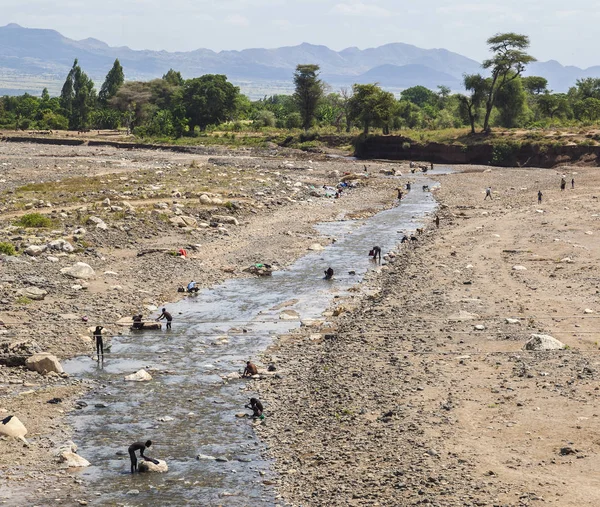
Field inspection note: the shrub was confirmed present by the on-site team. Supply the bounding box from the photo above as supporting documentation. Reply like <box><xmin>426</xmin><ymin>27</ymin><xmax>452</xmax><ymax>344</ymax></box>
<box><xmin>15</xmin><ymin>213</ymin><xmax>53</xmax><ymax>228</ymax></box>
<box><xmin>0</xmin><ymin>242</ymin><xmax>16</xmax><ymax>255</ymax></box>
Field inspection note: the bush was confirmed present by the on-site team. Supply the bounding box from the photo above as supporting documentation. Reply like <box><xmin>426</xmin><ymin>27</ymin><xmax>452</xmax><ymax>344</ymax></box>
<box><xmin>0</xmin><ymin>242</ymin><xmax>16</xmax><ymax>255</ymax></box>
<box><xmin>285</xmin><ymin>112</ymin><xmax>302</xmax><ymax>129</ymax></box>
<box><xmin>253</xmin><ymin>110</ymin><xmax>276</xmax><ymax>128</ymax></box>
<box><xmin>15</xmin><ymin>213</ymin><xmax>53</xmax><ymax>228</ymax></box>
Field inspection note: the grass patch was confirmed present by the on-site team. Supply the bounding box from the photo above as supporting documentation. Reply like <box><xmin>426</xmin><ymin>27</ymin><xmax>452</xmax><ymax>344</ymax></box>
<box><xmin>15</xmin><ymin>296</ymin><xmax>33</xmax><ymax>305</ymax></box>
<box><xmin>14</xmin><ymin>213</ymin><xmax>53</xmax><ymax>228</ymax></box>
<box><xmin>0</xmin><ymin>242</ymin><xmax>16</xmax><ymax>255</ymax></box>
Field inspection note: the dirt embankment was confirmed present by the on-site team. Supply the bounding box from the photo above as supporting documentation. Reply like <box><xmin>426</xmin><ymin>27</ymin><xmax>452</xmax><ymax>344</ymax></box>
<box><xmin>255</xmin><ymin>164</ymin><xmax>600</xmax><ymax>506</ymax></box>
<box><xmin>357</xmin><ymin>135</ymin><xmax>600</xmax><ymax>168</ymax></box>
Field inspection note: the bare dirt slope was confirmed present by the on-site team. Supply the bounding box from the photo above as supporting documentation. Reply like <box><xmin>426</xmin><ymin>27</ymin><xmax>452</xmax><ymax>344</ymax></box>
<box><xmin>256</xmin><ymin>165</ymin><xmax>600</xmax><ymax>506</ymax></box>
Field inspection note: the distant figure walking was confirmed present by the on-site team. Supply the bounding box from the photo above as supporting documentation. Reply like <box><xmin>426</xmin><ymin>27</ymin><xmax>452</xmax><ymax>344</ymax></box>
<box><xmin>397</xmin><ymin>188</ymin><xmax>403</xmax><ymax>200</ymax></box>
<box><xmin>369</xmin><ymin>246</ymin><xmax>382</xmax><ymax>264</ymax></box>
<box><xmin>156</xmin><ymin>308</ymin><xmax>173</xmax><ymax>330</ymax></box>
<box><xmin>571</xmin><ymin>178</ymin><xmax>575</xmax><ymax>189</ymax></box>
<box><xmin>435</xmin><ymin>215</ymin><xmax>440</xmax><ymax>229</ymax></box>
<box><xmin>93</xmin><ymin>326</ymin><xmax>104</xmax><ymax>360</ymax></box>
<box><xmin>324</xmin><ymin>267</ymin><xmax>334</xmax><ymax>280</ymax></box>
<box><xmin>560</xmin><ymin>177</ymin><xmax>566</xmax><ymax>191</ymax></box>
<box><xmin>538</xmin><ymin>190</ymin><xmax>543</xmax><ymax>204</ymax></box>
<box><xmin>484</xmin><ymin>187</ymin><xmax>492</xmax><ymax>200</ymax></box>
<box><xmin>406</xmin><ymin>182</ymin><xmax>411</xmax><ymax>191</ymax></box>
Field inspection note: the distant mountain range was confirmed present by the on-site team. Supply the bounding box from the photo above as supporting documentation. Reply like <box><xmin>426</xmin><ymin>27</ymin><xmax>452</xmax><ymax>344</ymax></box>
<box><xmin>0</xmin><ymin>23</ymin><xmax>599</xmax><ymax>99</ymax></box>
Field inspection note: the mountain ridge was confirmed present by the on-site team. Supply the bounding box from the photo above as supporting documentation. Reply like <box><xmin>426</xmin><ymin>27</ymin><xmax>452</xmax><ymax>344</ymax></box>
<box><xmin>0</xmin><ymin>24</ymin><xmax>597</xmax><ymax>98</ymax></box>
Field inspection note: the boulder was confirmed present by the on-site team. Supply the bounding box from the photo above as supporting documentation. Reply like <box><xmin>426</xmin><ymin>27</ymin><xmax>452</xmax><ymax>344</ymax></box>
<box><xmin>138</xmin><ymin>459</ymin><xmax>168</xmax><ymax>473</ymax></box>
<box><xmin>169</xmin><ymin>216</ymin><xmax>197</xmax><ymax>228</ymax></box>
<box><xmin>523</xmin><ymin>334</ymin><xmax>566</xmax><ymax>351</ymax></box>
<box><xmin>308</xmin><ymin>243</ymin><xmax>324</xmax><ymax>251</ymax></box>
<box><xmin>17</xmin><ymin>287</ymin><xmax>48</xmax><ymax>301</ymax></box>
<box><xmin>211</xmin><ymin>215</ymin><xmax>239</xmax><ymax>226</ymax></box>
<box><xmin>0</xmin><ymin>339</ymin><xmax>42</xmax><ymax>366</ymax></box>
<box><xmin>24</xmin><ymin>245</ymin><xmax>46</xmax><ymax>257</ymax></box>
<box><xmin>279</xmin><ymin>309</ymin><xmax>300</xmax><ymax>320</ymax></box>
<box><xmin>59</xmin><ymin>451</ymin><xmax>90</xmax><ymax>468</ymax></box>
<box><xmin>86</xmin><ymin>216</ymin><xmax>104</xmax><ymax>226</ymax></box>
<box><xmin>124</xmin><ymin>369</ymin><xmax>152</xmax><ymax>382</ymax></box>
<box><xmin>47</xmin><ymin>240</ymin><xmax>74</xmax><ymax>253</ymax></box>
<box><xmin>512</xmin><ymin>265</ymin><xmax>527</xmax><ymax>271</ymax></box>
<box><xmin>26</xmin><ymin>353</ymin><xmax>64</xmax><ymax>374</ymax></box>
<box><xmin>199</xmin><ymin>194</ymin><xmax>213</xmax><ymax>205</ymax></box>
<box><xmin>0</xmin><ymin>415</ymin><xmax>28</xmax><ymax>443</ymax></box>
<box><xmin>61</xmin><ymin>262</ymin><xmax>95</xmax><ymax>280</ymax></box>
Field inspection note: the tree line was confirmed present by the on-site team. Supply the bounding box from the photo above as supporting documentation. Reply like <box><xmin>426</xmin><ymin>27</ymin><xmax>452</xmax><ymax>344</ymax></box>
<box><xmin>1</xmin><ymin>33</ymin><xmax>600</xmax><ymax>138</ymax></box>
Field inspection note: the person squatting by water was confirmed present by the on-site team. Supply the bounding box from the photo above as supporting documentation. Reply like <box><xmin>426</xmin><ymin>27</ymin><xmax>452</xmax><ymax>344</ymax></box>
<box><xmin>243</xmin><ymin>361</ymin><xmax>258</xmax><ymax>377</ymax></box>
<box><xmin>187</xmin><ymin>280</ymin><xmax>199</xmax><ymax>293</ymax></box>
<box><xmin>246</xmin><ymin>398</ymin><xmax>264</xmax><ymax>418</ymax></box>
<box><xmin>93</xmin><ymin>326</ymin><xmax>103</xmax><ymax>360</ymax></box>
<box><xmin>369</xmin><ymin>246</ymin><xmax>382</xmax><ymax>263</ymax></box>
<box><xmin>128</xmin><ymin>440</ymin><xmax>154</xmax><ymax>473</ymax></box>
<box><xmin>156</xmin><ymin>308</ymin><xmax>173</xmax><ymax>330</ymax></box>
<box><xmin>485</xmin><ymin>187</ymin><xmax>492</xmax><ymax>200</ymax></box>
<box><xmin>132</xmin><ymin>314</ymin><xmax>143</xmax><ymax>330</ymax></box>
<box><xmin>324</xmin><ymin>267</ymin><xmax>334</xmax><ymax>280</ymax></box>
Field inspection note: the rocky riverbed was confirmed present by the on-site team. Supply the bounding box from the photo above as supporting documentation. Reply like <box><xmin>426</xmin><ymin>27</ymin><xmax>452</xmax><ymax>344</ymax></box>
<box><xmin>0</xmin><ymin>140</ymin><xmax>406</xmax><ymax>505</ymax></box>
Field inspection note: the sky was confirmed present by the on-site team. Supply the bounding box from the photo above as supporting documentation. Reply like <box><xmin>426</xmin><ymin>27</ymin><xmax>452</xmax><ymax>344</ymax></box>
<box><xmin>2</xmin><ymin>0</ymin><xmax>599</xmax><ymax>68</ymax></box>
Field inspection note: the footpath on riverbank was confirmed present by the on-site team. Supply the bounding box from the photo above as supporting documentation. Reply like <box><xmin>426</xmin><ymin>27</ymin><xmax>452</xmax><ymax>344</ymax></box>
<box><xmin>256</xmin><ymin>165</ymin><xmax>600</xmax><ymax>506</ymax></box>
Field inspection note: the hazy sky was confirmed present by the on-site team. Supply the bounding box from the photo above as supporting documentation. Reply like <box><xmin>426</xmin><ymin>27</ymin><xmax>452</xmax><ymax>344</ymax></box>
<box><xmin>3</xmin><ymin>0</ymin><xmax>599</xmax><ymax>67</ymax></box>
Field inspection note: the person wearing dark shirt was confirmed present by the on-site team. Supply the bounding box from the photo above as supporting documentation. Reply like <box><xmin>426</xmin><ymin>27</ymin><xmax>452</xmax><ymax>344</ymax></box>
<box><xmin>156</xmin><ymin>308</ymin><xmax>173</xmax><ymax>330</ymax></box>
<box><xmin>245</xmin><ymin>398</ymin><xmax>264</xmax><ymax>417</ymax></box>
<box><xmin>324</xmin><ymin>267</ymin><xmax>334</xmax><ymax>280</ymax></box>
<box><xmin>132</xmin><ymin>314</ymin><xmax>144</xmax><ymax>330</ymax></box>
<box><xmin>128</xmin><ymin>440</ymin><xmax>152</xmax><ymax>474</ymax></box>
<box><xmin>93</xmin><ymin>326</ymin><xmax>104</xmax><ymax>360</ymax></box>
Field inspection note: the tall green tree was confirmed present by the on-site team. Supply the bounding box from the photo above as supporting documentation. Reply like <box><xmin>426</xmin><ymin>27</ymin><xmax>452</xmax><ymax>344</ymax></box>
<box><xmin>481</xmin><ymin>33</ymin><xmax>536</xmax><ymax>132</ymax></box>
<box><xmin>495</xmin><ymin>77</ymin><xmax>527</xmax><ymax>128</ymax></box>
<box><xmin>458</xmin><ymin>74</ymin><xmax>488</xmax><ymax>134</ymax></box>
<box><xmin>293</xmin><ymin>64</ymin><xmax>324</xmax><ymax>130</ymax></box>
<box><xmin>182</xmin><ymin>74</ymin><xmax>239</xmax><ymax>131</ymax></box>
<box><xmin>348</xmin><ymin>84</ymin><xmax>396</xmax><ymax>134</ymax></box>
<box><xmin>60</xmin><ymin>59</ymin><xmax>96</xmax><ymax>130</ymax></box>
<box><xmin>401</xmin><ymin>85</ymin><xmax>437</xmax><ymax>108</ymax></box>
<box><xmin>99</xmin><ymin>59</ymin><xmax>124</xmax><ymax>105</ymax></box>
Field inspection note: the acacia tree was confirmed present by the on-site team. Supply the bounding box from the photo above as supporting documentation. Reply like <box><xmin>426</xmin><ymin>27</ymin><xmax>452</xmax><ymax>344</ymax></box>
<box><xmin>99</xmin><ymin>59</ymin><xmax>124</xmax><ymax>105</ymax></box>
<box><xmin>481</xmin><ymin>33</ymin><xmax>536</xmax><ymax>132</ymax></box>
<box><xmin>458</xmin><ymin>74</ymin><xmax>488</xmax><ymax>134</ymax></box>
<box><xmin>293</xmin><ymin>64</ymin><xmax>324</xmax><ymax>130</ymax></box>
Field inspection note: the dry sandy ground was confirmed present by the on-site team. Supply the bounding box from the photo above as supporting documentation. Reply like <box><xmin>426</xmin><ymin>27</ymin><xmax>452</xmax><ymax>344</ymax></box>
<box><xmin>256</xmin><ymin>164</ymin><xmax>600</xmax><ymax>506</ymax></box>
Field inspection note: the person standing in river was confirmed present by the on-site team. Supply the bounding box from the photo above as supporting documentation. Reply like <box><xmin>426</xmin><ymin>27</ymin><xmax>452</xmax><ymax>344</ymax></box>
<box><xmin>156</xmin><ymin>308</ymin><xmax>173</xmax><ymax>330</ymax></box>
<box><xmin>128</xmin><ymin>440</ymin><xmax>153</xmax><ymax>474</ymax></box>
<box><xmin>93</xmin><ymin>326</ymin><xmax>104</xmax><ymax>360</ymax></box>
<box><xmin>324</xmin><ymin>267</ymin><xmax>334</xmax><ymax>280</ymax></box>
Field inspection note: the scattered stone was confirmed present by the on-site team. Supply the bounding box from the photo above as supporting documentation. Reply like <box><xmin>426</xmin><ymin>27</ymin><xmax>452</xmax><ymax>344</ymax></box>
<box><xmin>523</xmin><ymin>334</ymin><xmax>566</xmax><ymax>351</ymax></box>
<box><xmin>124</xmin><ymin>369</ymin><xmax>152</xmax><ymax>382</ymax></box>
<box><xmin>512</xmin><ymin>265</ymin><xmax>527</xmax><ymax>271</ymax></box>
<box><xmin>60</xmin><ymin>262</ymin><xmax>96</xmax><ymax>280</ymax></box>
<box><xmin>138</xmin><ymin>459</ymin><xmax>168</xmax><ymax>473</ymax></box>
<box><xmin>26</xmin><ymin>353</ymin><xmax>64</xmax><ymax>374</ymax></box>
<box><xmin>17</xmin><ymin>287</ymin><xmax>48</xmax><ymax>301</ymax></box>
<box><xmin>59</xmin><ymin>451</ymin><xmax>91</xmax><ymax>468</ymax></box>
<box><xmin>308</xmin><ymin>243</ymin><xmax>324</xmax><ymax>251</ymax></box>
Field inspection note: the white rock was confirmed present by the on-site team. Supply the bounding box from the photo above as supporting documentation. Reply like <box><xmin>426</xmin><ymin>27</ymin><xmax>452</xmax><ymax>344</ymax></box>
<box><xmin>17</xmin><ymin>286</ymin><xmax>48</xmax><ymax>301</ymax></box>
<box><xmin>47</xmin><ymin>256</ymin><xmax>59</xmax><ymax>263</ymax></box>
<box><xmin>505</xmin><ymin>318</ymin><xmax>520</xmax><ymax>324</ymax></box>
<box><xmin>560</xmin><ymin>257</ymin><xmax>574</xmax><ymax>264</ymax></box>
<box><xmin>59</xmin><ymin>451</ymin><xmax>90</xmax><ymax>468</ymax></box>
<box><xmin>199</xmin><ymin>194</ymin><xmax>213</xmax><ymax>205</ymax></box>
<box><xmin>584</xmin><ymin>309</ymin><xmax>595</xmax><ymax>314</ymax></box>
<box><xmin>474</xmin><ymin>325</ymin><xmax>486</xmax><ymax>331</ymax></box>
<box><xmin>308</xmin><ymin>243</ymin><xmax>324</xmax><ymax>251</ymax></box>
<box><xmin>512</xmin><ymin>265</ymin><xmax>527</xmax><ymax>271</ymax></box>
<box><xmin>158</xmin><ymin>416</ymin><xmax>174</xmax><ymax>422</ymax></box>
<box><xmin>26</xmin><ymin>353</ymin><xmax>64</xmax><ymax>374</ymax></box>
<box><xmin>212</xmin><ymin>215</ymin><xmax>239</xmax><ymax>226</ymax></box>
<box><xmin>124</xmin><ymin>369</ymin><xmax>152</xmax><ymax>382</ymax></box>
<box><xmin>24</xmin><ymin>245</ymin><xmax>46</xmax><ymax>257</ymax></box>
<box><xmin>138</xmin><ymin>459</ymin><xmax>168</xmax><ymax>473</ymax></box>
<box><xmin>61</xmin><ymin>262</ymin><xmax>95</xmax><ymax>280</ymax></box>
<box><xmin>523</xmin><ymin>334</ymin><xmax>565</xmax><ymax>351</ymax></box>
<box><xmin>0</xmin><ymin>415</ymin><xmax>28</xmax><ymax>442</ymax></box>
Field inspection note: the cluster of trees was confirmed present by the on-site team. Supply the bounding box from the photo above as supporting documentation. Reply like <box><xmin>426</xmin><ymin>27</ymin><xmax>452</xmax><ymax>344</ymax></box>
<box><xmin>2</xmin><ymin>32</ymin><xmax>600</xmax><ymax>137</ymax></box>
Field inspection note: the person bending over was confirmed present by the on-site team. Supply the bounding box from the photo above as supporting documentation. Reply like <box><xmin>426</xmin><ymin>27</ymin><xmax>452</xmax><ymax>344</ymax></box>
<box><xmin>243</xmin><ymin>361</ymin><xmax>258</xmax><ymax>377</ymax></box>
<box><xmin>128</xmin><ymin>440</ymin><xmax>152</xmax><ymax>474</ymax></box>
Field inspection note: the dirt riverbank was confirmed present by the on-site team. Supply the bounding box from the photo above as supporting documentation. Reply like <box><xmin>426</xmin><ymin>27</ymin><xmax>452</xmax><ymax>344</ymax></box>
<box><xmin>256</xmin><ymin>164</ymin><xmax>600</xmax><ymax>506</ymax></box>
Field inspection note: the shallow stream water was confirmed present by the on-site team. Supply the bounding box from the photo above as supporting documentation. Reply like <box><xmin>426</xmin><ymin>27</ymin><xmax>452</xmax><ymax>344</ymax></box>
<box><xmin>64</xmin><ymin>171</ymin><xmax>444</xmax><ymax>506</ymax></box>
